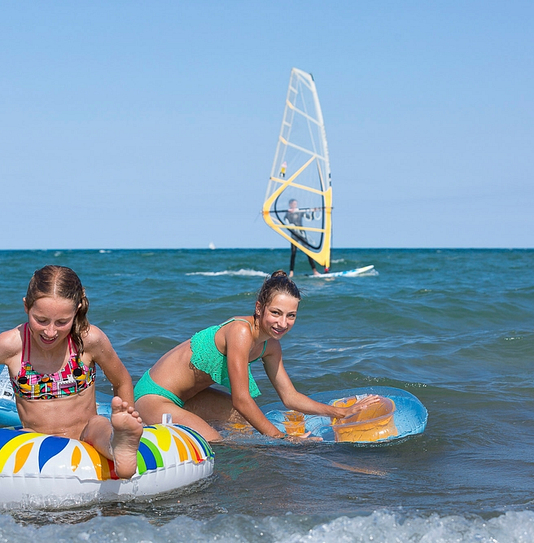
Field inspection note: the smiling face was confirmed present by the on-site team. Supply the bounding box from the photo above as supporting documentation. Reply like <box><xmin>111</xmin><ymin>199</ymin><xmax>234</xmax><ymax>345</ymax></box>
<box><xmin>256</xmin><ymin>293</ymin><xmax>299</xmax><ymax>340</ymax></box>
<box><xmin>24</xmin><ymin>296</ymin><xmax>78</xmax><ymax>350</ymax></box>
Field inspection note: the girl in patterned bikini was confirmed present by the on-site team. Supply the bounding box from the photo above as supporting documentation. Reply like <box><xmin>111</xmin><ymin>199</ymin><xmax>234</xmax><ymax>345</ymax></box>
<box><xmin>0</xmin><ymin>265</ymin><xmax>143</xmax><ymax>478</ymax></box>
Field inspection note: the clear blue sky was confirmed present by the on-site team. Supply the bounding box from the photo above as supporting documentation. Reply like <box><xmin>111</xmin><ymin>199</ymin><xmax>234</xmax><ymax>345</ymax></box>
<box><xmin>1</xmin><ymin>1</ymin><xmax>532</xmax><ymax>250</ymax></box>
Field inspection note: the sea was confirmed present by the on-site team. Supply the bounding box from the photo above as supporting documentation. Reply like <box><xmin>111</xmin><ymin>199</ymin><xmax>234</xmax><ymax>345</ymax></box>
<box><xmin>0</xmin><ymin>248</ymin><xmax>533</xmax><ymax>542</ymax></box>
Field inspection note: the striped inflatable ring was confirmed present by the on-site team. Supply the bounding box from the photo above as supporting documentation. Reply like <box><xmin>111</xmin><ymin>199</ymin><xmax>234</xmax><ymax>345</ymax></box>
<box><xmin>0</xmin><ymin>423</ymin><xmax>214</xmax><ymax>508</ymax></box>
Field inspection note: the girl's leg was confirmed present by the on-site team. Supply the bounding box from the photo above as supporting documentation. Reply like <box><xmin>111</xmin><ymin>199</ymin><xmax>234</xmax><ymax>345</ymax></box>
<box><xmin>81</xmin><ymin>396</ymin><xmax>143</xmax><ymax>479</ymax></box>
<box><xmin>136</xmin><ymin>393</ymin><xmax>224</xmax><ymax>442</ymax></box>
<box><xmin>136</xmin><ymin>388</ymin><xmax>249</xmax><ymax>442</ymax></box>
<box><xmin>184</xmin><ymin>387</ymin><xmax>248</xmax><ymax>424</ymax></box>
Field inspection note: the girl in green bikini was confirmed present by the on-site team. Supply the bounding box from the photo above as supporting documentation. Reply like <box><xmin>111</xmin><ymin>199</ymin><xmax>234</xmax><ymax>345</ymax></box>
<box><xmin>134</xmin><ymin>270</ymin><xmax>378</xmax><ymax>441</ymax></box>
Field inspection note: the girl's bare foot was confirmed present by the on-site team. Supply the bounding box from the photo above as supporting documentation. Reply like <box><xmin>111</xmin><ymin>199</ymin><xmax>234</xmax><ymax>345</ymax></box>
<box><xmin>110</xmin><ymin>396</ymin><xmax>143</xmax><ymax>478</ymax></box>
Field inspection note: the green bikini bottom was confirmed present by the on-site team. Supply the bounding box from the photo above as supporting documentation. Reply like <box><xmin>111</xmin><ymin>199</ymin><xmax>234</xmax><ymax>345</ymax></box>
<box><xmin>134</xmin><ymin>370</ymin><xmax>185</xmax><ymax>408</ymax></box>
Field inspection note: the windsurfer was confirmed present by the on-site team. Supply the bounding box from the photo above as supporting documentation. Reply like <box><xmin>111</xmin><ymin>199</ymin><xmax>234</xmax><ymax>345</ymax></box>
<box><xmin>284</xmin><ymin>199</ymin><xmax>321</xmax><ymax>277</ymax></box>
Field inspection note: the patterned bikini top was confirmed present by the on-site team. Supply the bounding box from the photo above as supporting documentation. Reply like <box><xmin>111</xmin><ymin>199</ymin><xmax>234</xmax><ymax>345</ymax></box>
<box><xmin>11</xmin><ymin>323</ymin><xmax>96</xmax><ymax>400</ymax></box>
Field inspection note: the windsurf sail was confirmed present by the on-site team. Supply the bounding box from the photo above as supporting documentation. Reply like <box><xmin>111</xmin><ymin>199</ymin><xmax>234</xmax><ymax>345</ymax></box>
<box><xmin>263</xmin><ymin>68</ymin><xmax>332</xmax><ymax>269</ymax></box>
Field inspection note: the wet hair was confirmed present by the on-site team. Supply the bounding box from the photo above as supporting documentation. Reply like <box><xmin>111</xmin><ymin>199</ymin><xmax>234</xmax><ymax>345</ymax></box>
<box><xmin>255</xmin><ymin>270</ymin><xmax>301</xmax><ymax>318</ymax></box>
<box><xmin>25</xmin><ymin>265</ymin><xmax>90</xmax><ymax>354</ymax></box>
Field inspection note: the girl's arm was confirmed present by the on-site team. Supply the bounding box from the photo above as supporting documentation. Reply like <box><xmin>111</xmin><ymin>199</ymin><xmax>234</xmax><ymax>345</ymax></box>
<box><xmin>225</xmin><ymin>323</ymin><xmax>285</xmax><ymax>438</ymax></box>
<box><xmin>263</xmin><ymin>344</ymin><xmax>380</xmax><ymax>419</ymax></box>
<box><xmin>262</xmin><ymin>344</ymin><xmax>336</xmax><ymax>415</ymax></box>
<box><xmin>84</xmin><ymin>325</ymin><xmax>135</xmax><ymax>405</ymax></box>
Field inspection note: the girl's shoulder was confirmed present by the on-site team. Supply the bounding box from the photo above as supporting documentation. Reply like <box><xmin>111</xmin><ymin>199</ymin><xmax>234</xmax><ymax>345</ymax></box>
<box><xmin>80</xmin><ymin>324</ymin><xmax>109</xmax><ymax>350</ymax></box>
<box><xmin>262</xmin><ymin>337</ymin><xmax>282</xmax><ymax>357</ymax></box>
<box><xmin>219</xmin><ymin>316</ymin><xmax>256</xmax><ymax>346</ymax></box>
<box><xmin>224</xmin><ymin>317</ymin><xmax>255</xmax><ymax>336</ymax></box>
<box><xmin>0</xmin><ymin>325</ymin><xmax>24</xmax><ymax>360</ymax></box>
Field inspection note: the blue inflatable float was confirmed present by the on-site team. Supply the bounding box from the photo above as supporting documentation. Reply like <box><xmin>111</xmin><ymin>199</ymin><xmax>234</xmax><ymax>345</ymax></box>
<box><xmin>261</xmin><ymin>386</ymin><xmax>428</xmax><ymax>445</ymax></box>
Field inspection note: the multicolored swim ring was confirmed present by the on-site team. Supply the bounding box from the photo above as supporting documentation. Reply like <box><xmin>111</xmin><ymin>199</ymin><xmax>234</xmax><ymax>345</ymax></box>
<box><xmin>0</xmin><ymin>423</ymin><xmax>214</xmax><ymax>508</ymax></box>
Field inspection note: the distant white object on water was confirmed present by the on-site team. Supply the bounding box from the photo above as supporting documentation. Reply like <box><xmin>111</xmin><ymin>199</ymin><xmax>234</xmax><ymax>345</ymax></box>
<box><xmin>208</xmin><ymin>242</ymin><xmax>216</xmax><ymax>250</ymax></box>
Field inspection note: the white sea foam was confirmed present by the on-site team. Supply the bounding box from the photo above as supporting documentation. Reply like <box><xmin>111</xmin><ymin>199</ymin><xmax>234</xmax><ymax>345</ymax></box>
<box><xmin>187</xmin><ymin>269</ymin><xmax>269</xmax><ymax>277</ymax></box>
<box><xmin>1</xmin><ymin>510</ymin><xmax>533</xmax><ymax>543</ymax></box>
<box><xmin>281</xmin><ymin>511</ymin><xmax>534</xmax><ymax>543</ymax></box>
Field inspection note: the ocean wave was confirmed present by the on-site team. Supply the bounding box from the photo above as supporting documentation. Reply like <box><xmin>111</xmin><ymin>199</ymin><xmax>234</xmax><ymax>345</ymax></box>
<box><xmin>186</xmin><ymin>269</ymin><xmax>269</xmax><ymax>277</ymax></box>
<box><xmin>1</xmin><ymin>510</ymin><xmax>533</xmax><ymax>542</ymax></box>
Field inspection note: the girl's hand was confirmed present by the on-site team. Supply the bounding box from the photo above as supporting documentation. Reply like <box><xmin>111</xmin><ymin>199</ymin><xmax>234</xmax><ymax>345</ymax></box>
<box><xmin>344</xmin><ymin>394</ymin><xmax>382</xmax><ymax>417</ymax></box>
<box><xmin>279</xmin><ymin>432</ymin><xmax>323</xmax><ymax>443</ymax></box>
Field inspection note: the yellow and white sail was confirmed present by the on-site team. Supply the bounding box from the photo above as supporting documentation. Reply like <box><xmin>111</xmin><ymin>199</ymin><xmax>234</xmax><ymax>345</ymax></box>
<box><xmin>263</xmin><ymin>68</ymin><xmax>332</xmax><ymax>269</ymax></box>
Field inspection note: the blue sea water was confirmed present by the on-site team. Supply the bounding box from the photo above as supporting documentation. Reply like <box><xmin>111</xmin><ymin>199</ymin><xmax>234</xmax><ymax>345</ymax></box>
<box><xmin>0</xmin><ymin>248</ymin><xmax>533</xmax><ymax>542</ymax></box>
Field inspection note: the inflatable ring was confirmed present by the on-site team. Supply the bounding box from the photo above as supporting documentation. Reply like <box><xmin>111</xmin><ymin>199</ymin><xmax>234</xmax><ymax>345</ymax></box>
<box><xmin>0</xmin><ymin>423</ymin><xmax>214</xmax><ymax>508</ymax></box>
<box><xmin>262</xmin><ymin>386</ymin><xmax>428</xmax><ymax>444</ymax></box>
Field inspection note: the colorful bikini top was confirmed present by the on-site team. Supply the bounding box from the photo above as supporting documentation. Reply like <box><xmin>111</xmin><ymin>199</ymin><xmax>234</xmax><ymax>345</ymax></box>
<box><xmin>11</xmin><ymin>323</ymin><xmax>96</xmax><ymax>400</ymax></box>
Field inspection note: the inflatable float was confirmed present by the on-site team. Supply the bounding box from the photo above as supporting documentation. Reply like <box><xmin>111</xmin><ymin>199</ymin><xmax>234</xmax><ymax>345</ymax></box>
<box><xmin>0</xmin><ymin>368</ymin><xmax>214</xmax><ymax>508</ymax></box>
<box><xmin>0</xmin><ymin>420</ymin><xmax>214</xmax><ymax>508</ymax></box>
<box><xmin>260</xmin><ymin>386</ymin><xmax>428</xmax><ymax>445</ymax></box>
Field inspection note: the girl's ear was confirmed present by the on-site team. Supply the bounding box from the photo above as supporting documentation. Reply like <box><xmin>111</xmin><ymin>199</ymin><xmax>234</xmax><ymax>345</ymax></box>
<box><xmin>23</xmin><ymin>297</ymin><xmax>29</xmax><ymax>315</ymax></box>
<box><xmin>255</xmin><ymin>300</ymin><xmax>262</xmax><ymax>317</ymax></box>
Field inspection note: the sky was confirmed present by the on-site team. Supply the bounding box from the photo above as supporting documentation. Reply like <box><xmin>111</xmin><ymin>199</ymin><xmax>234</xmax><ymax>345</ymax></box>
<box><xmin>1</xmin><ymin>1</ymin><xmax>532</xmax><ymax>250</ymax></box>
